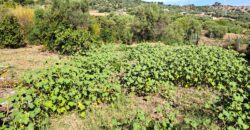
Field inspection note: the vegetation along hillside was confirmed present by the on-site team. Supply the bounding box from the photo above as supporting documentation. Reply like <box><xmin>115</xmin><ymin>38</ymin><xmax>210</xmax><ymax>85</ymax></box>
<box><xmin>0</xmin><ymin>0</ymin><xmax>250</xmax><ymax>130</ymax></box>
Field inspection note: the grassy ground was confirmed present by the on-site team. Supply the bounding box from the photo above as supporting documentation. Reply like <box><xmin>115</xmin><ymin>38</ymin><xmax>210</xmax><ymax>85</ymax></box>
<box><xmin>50</xmin><ymin>87</ymin><xmax>220</xmax><ymax>130</ymax></box>
<box><xmin>0</xmin><ymin>45</ymin><xmax>62</xmax><ymax>79</ymax></box>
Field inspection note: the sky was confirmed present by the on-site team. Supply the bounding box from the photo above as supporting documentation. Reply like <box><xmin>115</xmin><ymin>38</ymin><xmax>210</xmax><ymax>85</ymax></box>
<box><xmin>143</xmin><ymin>0</ymin><xmax>250</xmax><ymax>6</ymax></box>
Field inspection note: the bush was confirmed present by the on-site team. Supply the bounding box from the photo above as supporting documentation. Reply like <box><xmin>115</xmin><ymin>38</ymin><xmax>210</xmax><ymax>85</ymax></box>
<box><xmin>98</xmin><ymin>7</ymin><xmax>112</xmax><ymax>13</ymax></box>
<box><xmin>202</xmin><ymin>20</ymin><xmax>216</xmax><ymax>30</ymax></box>
<box><xmin>89</xmin><ymin>18</ymin><xmax>101</xmax><ymax>36</ymax></box>
<box><xmin>98</xmin><ymin>17</ymin><xmax>117</xmax><ymax>43</ymax></box>
<box><xmin>164</xmin><ymin>23</ymin><xmax>185</xmax><ymax>45</ymax></box>
<box><xmin>203</xmin><ymin>20</ymin><xmax>243</xmax><ymax>35</ymax></box>
<box><xmin>9</xmin><ymin>5</ymin><xmax>34</xmax><ymax>41</ymax></box>
<box><xmin>164</xmin><ymin>17</ymin><xmax>202</xmax><ymax>45</ymax></box>
<box><xmin>243</xmin><ymin>30</ymin><xmax>250</xmax><ymax>35</ymax></box>
<box><xmin>206</xmin><ymin>25</ymin><xmax>228</xmax><ymax>39</ymax></box>
<box><xmin>28</xmin><ymin>0</ymin><xmax>89</xmax><ymax>47</ymax></box>
<box><xmin>0</xmin><ymin>15</ymin><xmax>25</xmax><ymax>48</ymax></box>
<box><xmin>28</xmin><ymin>8</ymin><xmax>71</xmax><ymax>45</ymax></box>
<box><xmin>28</xmin><ymin>8</ymin><xmax>45</xmax><ymax>44</ymax></box>
<box><xmin>54</xmin><ymin>28</ymin><xmax>100</xmax><ymax>54</ymax></box>
<box><xmin>29</xmin><ymin>1</ymin><xmax>93</xmax><ymax>53</ymax></box>
<box><xmin>130</xmin><ymin>4</ymin><xmax>171</xmax><ymax>42</ymax></box>
<box><xmin>228</xmin><ymin>25</ymin><xmax>243</xmax><ymax>34</ymax></box>
<box><xmin>108</xmin><ymin>14</ymin><xmax>135</xmax><ymax>44</ymax></box>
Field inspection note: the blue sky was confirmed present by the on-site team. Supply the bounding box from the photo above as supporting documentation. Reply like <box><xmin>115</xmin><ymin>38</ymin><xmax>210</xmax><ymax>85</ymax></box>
<box><xmin>143</xmin><ymin>0</ymin><xmax>250</xmax><ymax>6</ymax></box>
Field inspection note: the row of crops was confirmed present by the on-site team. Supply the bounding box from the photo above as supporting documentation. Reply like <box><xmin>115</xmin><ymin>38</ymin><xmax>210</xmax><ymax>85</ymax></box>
<box><xmin>1</xmin><ymin>44</ymin><xmax>250</xmax><ymax>129</ymax></box>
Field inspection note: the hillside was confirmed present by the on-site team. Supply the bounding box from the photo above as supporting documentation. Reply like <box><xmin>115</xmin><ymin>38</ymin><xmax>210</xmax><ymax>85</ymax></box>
<box><xmin>89</xmin><ymin>0</ymin><xmax>145</xmax><ymax>11</ymax></box>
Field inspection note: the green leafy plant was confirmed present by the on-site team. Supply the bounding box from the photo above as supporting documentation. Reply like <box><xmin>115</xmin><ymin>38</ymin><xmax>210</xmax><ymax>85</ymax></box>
<box><xmin>0</xmin><ymin>15</ymin><xmax>25</xmax><ymax>48</ymax></box>
<box><xmin>54</xmin><ymin>28</ymin><xmax>101</xmax><ymax>54</ymax></box>
<box><xmin>110</xmin><ymin>110</ymin><xmax>176</xmax><ymax>130</ymax></box>
<box><xmin>1</xmin><ymin>44</ymin><xmax>249</xmax><ymax>129</ymax></box>
<box><xmin>122</xmin><ymin>44</ymin><xmax>250</xmax><ymax>129</ymax></box>
<box><xmin>205</xmin><ymin>25</ymin><xmax>228</xmax><ymax>39</ymax></box>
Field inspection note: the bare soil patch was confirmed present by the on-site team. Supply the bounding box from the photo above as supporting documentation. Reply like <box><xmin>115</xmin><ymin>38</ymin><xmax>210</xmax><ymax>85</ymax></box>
<box><xmin>89</xmin><ymin>10</ymin><xmax>110</xmax><ymax>16</ymax></box>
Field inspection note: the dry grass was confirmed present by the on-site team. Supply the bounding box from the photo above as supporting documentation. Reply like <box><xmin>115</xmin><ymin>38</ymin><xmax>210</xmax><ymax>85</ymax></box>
<box><xmin>199</xmin><ymin>32</ymin><xmax>249</xmax><ymax>53</ymax></box>
<box><xmin>49</xmin><ymin>93</ymin><xmax>138</xmax><ymax>130</ymax></box>
<box><xmin>9</xmin><ymin>5</ymin><xmax>34</xmax><ymax>26</ymax></box>
<box><xmin>50</xmin><ymin>87</ymin><xmax>219</xmax><ymax>130</ymax></box>
<box><xmin>223</xmin><ymin>33</ymin><xmax>250</xmax><ymax>40</ymax></box>
<box><xmin>0</xmin><ymin>45</ymin><xmax>62</xmax><ymax>78</ymax></box>
<box><xmin>50</xmin><ymin>113</ymin><xmax>85</xmax><ymax>130</ymax></box>
<box><xmin>89</xmin><ymin>10</ymin><xmax>110</xmax><ymax>16</ymax></box>
<box><xmin>8</xmin><ymin>5</ymin><xmax>34</xmax><ymax>41</ymax></box>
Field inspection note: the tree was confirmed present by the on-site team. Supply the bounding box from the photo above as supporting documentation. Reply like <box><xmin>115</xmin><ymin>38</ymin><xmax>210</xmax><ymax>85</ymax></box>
<box><xmin>130</xmin><ymin>4</ymin><xmax>171</xmax><ymax>42</ymax></box>
<box><xmin>50</xmin><ymin>0</ymin><xmax>89</xmax><ymax>28</ymax></box>
<box><xmin>164</xmin><ymin>23</ymin><xmax>185</xmax><ymax>45</ymax></box>
<box><xmin>98</xmin><ymin>16</ymin><xmax>117</xmax><ymax>43</ymax></box>
<box><xmin>205</xmin><ymin>25</ymin><xmax>228</xmax><ymax>39</ymax></box>
<box><xmin>0</xmin><ymin>15</ymin><xmax>25</xmax><ymax>48</ymax></box>
<box><xmin>165</xmin><ymin>17</ymin><xmax>202</xmax><ymax>45</ymax></box>
<box><xmin>29</xmin><ymin>0</ymin><xmax>90</xmax><ymax>47</ymax></box>
<box><xmin>213</xmin><ymin>2</ymin><xmax>222</xmax><ymax>7</ymax></box>
<box><xmin>109</xmin><ymin>14</ymin><xmax>135</xmax><ymax>44</ymax></box>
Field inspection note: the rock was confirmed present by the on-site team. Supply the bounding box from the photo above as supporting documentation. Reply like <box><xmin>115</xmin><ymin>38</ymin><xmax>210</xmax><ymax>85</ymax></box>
<box><xmin>0</xmin><ymin>88</ymin><xmax>15</xmax><ymax>112</ymax></box>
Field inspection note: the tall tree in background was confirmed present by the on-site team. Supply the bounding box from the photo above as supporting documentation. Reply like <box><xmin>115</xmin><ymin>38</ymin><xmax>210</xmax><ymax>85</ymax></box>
<box><xmin>29</xmin><ymin>0</ymin><xmax>90</xmax><ymax>46</ymax></box>
<box><xmin>130</xmin><ymin>4</ymin><xmax>170</xmax><ymax>41</ymax></box>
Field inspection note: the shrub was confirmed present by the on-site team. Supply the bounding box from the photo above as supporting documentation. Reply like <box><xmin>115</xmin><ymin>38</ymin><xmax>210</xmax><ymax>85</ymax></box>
<box><xmin>164</xmin><ymin>17</ymin><xmax>202</xmax><ymax>45</ymax></box>
<box><xmin>98</xmin><ymin>7</ymin><xmax>112</xmax><ymax>13</ymax></box>
<box><xmin>98</xmin><ymin>17</ymin><xmax>117</xmax><ymax>43</ymax></box>
<box><xmin>0</xmin><ymin>15</ymin><xmax>25</xmax><ymax>48</ymax></box>
<box><xmin>9</xmin><ymin>5</ymin><xmax>34</xmax><ymax>41</ymax></box>
<box><xmin>206</xmin><ymin>25</ymin><xmax>228</xmax><ymax>39</ymax></box>
<box><xmin>89</xmin><ymin>18</ymin><xmax>101</xmax><ymax>36</ymax></box>
<box><xmin>130</xmin><ymin>4</ymin><xmax>171</xmax><ymax>42</ymax></box>
<box><xmin>108</xmin><ymin>14</ymin><xmax>135</xmax><ymax>44</ymax></box>
<box><xmin>54</xmin><ymin>28</ymin><xmax>100</xmax><ymax>54</ymax></box>
<box><xmin>228</xmin><ymin>25</ymin><xmax>243</xmax><ymax>34</ymax></box>
<box><xmin>164</xmin><ymin>23</ymin><xmax>185</xmax><ymax>45</ymax></box>
<box><xmin>203</xmin><ymin>20</ymin><xmax>243</xmax><ymax>35</ymax></box>
<box><xmin>28</xmin><ymin>8</ymin><xmax>45</xmax><ymax>44</ymax></box>
<box><xmin>50</xmin><ymin>0</ymin><xmax>89</xmax><ymax>28</ymax></box>
<box><xmin>28</xmin><ymin>0</ymin><xmax>89</xmax><ymax>46</ymax></box>
<box><xmin>202</xmin><ymin>20</ymin><xmax>217</xmax><ymax>30</ymax></box>
<box><xmin>28</xmin><ymin>8</ymin><xmax>71</xmax><ymax>45</ymax></box>
<box><xmin>243</xmin><ymin>30</ymin><xmax>250</xmax><ymax>35</ymax></box>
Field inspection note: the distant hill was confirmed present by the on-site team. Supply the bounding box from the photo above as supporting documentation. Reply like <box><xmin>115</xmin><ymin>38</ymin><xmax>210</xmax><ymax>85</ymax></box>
<box><xmin>89</xmin><ymin>0</ymin><xmax>146</xmax><ymax>12</ymax></box>
<box><xmin>213</xmin><ymin>5</ymin><xmax>250</xmax><ymax>13</ymax></box>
